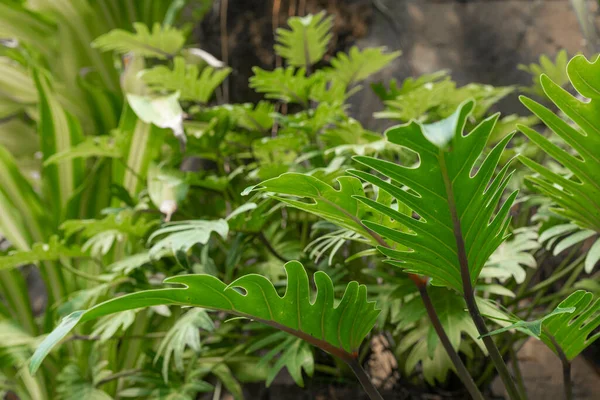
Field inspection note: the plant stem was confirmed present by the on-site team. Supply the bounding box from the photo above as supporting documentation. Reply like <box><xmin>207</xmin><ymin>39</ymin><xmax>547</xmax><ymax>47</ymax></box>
<box><xmin>418</xmin><ymin>285</ymin><xmax>485</xmax><ymax>400</ymax></box>
<box><xmin>509</xmin><ymin>346</ymin><xmax>527</xmax><ymax>400</ymax></box>
<box><xmin>346</xmin><ymin>358</ymin><xmax>384</xmax><ymax>400</ymax></box>
<box><xmin>440</xmin><ymin>153</ymin><xmax>522</xmax><ymax>400</ymax></box>
<box><xmin>354</xmin><ymin>210</ymin><xmax>483</xmax><ymax>398</ymax></box>
<box><xmin>547</xmin><ymin>333</ymin><xmax>573</xmax><ymax>400</ymax></box>
<box><xmin>96</xmin><ymin>369</ymin><xmax>141</xmax><ymax>387</ymax></box>
<box><xmin>257</xmin><ymin>232</ymin><xmax>290</xmax><ymax>262</ymax></box>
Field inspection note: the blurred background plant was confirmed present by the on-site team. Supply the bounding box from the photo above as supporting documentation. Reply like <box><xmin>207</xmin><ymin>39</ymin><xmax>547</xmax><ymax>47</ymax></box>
<box><xmin>0</xmin><ymin>1</ymin><xmax>599</xmax><ymax>399</ymax></box>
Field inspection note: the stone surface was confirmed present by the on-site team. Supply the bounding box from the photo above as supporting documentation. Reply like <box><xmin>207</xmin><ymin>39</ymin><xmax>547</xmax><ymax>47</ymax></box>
<box><xmin>350</xmin><ymin>0</ymin><xmax>584</xmax><ymax>130</ymax></box>
<box><xmin>492</xmin><ymin>339</ymin><xmax>600</xmax><ymax>400</ymax></box>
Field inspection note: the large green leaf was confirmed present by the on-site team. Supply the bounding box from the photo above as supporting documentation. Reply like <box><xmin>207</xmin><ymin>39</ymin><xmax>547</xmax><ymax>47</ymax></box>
<box><xmin>485</xmin><ymin>290</ymin><xmax>600</xmax><ymax>361</ymax></box>
<box><xmin>274</xmin><ymin>12</ymin><xmax>332</xmax><ymax>68</ymax></box>
<box><xmin>350</xmin><ymin>101</ymin><xmax>517</xmax><ymax>292</ymax></box>
<box><xmin>30</xmin><ymin>261</ymin><xmax>380</xmax><ymax>373</ymax></box>
<box><xmin>518</xmin><ymin>54</ymin><xmax>600</xmax><ymax>233</ymax></box>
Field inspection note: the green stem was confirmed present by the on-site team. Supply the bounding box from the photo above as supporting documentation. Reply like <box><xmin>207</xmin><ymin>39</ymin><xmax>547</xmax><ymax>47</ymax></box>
<box><xmin>418</xmin><ymin>285</ymin><xmax>485</xmax><ymax>400</ymax></box>
<box><xmin>439</xmin><ymin>152</ymin><xmax>521</xmax><ymax>400</ymax></box>
<box><xmin>357</xmin><ymin>216</ymin><xmax>482</xmax><ymax>398</ymax></box>
<box><xmin>509</xmin><ymin>346</ymin><xmax>527</xmax><ymax>400</ymax></box>
<box><xmin>547</xmin><ymin>333</ymin><xmax>572</xmax><ymax>400</ymax></box>
<box><xmin>346</xmin><ymin>358</ymin><xmax>384</xmax><ymax>400</ymax></box>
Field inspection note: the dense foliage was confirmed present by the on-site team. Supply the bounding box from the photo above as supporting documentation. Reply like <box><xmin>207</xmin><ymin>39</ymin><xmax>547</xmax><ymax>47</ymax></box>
<box><xmin>0</xmin><ymin>2</ymin><xmax>599</xmax><ymax>400</ymax></box>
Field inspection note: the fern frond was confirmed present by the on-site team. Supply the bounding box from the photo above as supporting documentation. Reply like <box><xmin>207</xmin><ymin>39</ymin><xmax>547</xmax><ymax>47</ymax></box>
<box><xmin>274</xmin><ymin>12</ymin><xmax>333</xmax><ymax>68</ymax></box>
<box><xmin>325</xmin><ymin>46</ymin><xmax>401</xmax><ymax>85</ymax></box>
<box><xmin>141</xmin><ymin>57</ymin><xmax>231</xmax><ymax>103</ymax></box>
<box><xmin>249</xmin><ymin>67</ymin><xmax>314</xmax><ymax>105</ymax></box>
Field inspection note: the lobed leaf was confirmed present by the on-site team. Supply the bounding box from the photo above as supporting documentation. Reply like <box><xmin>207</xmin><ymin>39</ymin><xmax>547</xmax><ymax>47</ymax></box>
<box><xmin>484</xmin><ymin>290</ymin><xmax>600</xmax><ymax>361</ymax></box>
<box><xmin>30</xmin><ymin>261</ymin><xmax>379</xmax><ymax>373</ymax></box>
<box><xmin>351</xmin><ymin>101</ymin><xmax>517</xmax><ymax>292</ymax></box>
<box><xmin>518</xmin><ymin>54</ymin><xmax>600</xmax><ymax>233</ymax></box>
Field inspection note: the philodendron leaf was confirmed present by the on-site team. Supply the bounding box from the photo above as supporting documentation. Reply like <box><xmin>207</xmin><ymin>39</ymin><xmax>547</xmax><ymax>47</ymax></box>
<box><xmin>148</xmin><ymin>219</ymin><xmax>229</xmax><ymax>257</ymax></box>
<box><xmin>244</xmin><ymin>174</ymin><xmax>375</xmax><ymax>241</ymax></box>
<box><xmin>484</xmin><ymin>290</ymin><xmax>600</xmax><ymax>361</ymax></box>
<box><xmin>518</xmin><ymin>54</ymin><xmax>600</xmax><ymax>233</ymax></box>
<box><xmin>30</xmin><ymin>261</ymin><xmax>379</xmax><ymax>373</ymax></box>
<box><xmin>351</xmin><ymin>101</ymin><xmax>517</xmax><ymax>292</ymax></box>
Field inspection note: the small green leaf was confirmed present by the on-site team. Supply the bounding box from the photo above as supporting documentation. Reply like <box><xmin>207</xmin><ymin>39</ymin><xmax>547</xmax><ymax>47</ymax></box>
<box><xmin>126</xmin><ymin>92</ymin><xmax>183</xmax><ymax>138</ymax></box>
<box><xmin>0</xmin><ymin>236</ymin><xmax>86</xmax><ymax>271</ymax></box>
<box><xmin>30</xmin><ymin>310</ymin><xmax>85</xmax><ymax>374</ymax></box>
<box><xmin>482</xmin><ymin>290</ymin><xmax>600</xmax><ymax>360</ymax></box>
<box><xmin>585</xmin><ymin>237</ymin><xmax>600</xmax><ymax>273</ymax></box>
<box><xmin>44</xmin><ymin>136</ymin><xmax>121</xmax><ymax>166</ymax></box>
<box><xmin>148</xmin><ymin>219</ymin><xmax>229</xmax><ymax>257</ymax></box>
<box><xmin>325</xmin><ymin>46</ymin><xmax>401</xmax><ymax>85</ymax></box>
<box><xmin>141</xmin><ymin>57</ymin><xmax>231</xmax><ymax>103</ymax></box>
<box><xmin>274</xmin><ymin>12</ymin><xmax>332</xmax><ymax>67</ymax></box>
<box><xmin>566</xmin><ymin>54</ymin><xmax>600</xmax><ymax>99</ymax></box>
<box><xmin>93</xmin><ymin>22</ymin><xmax>185</xmax><ymax>59</ymax></box>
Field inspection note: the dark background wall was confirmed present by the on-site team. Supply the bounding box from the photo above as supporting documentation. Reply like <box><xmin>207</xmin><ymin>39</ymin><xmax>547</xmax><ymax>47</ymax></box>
<box><xmin>195</xmin><ymin>0</ymin><xmax>585</xmax><ymax>128</ymax></box>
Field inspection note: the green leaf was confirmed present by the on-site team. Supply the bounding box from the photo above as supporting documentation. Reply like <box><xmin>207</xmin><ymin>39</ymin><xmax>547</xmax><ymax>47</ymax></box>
<box><xmin>61</xmin><ymin>212</ymin><xmax>156</xmax><ymax>240</ymax></box>
<box><xmin>148</xmin><ymin>219</ymin><xmax>229</xmax><ymax>257</ymax></box>
<box><xmin>147</xmin><ymin>164</ymin><xmax>189</xmax><ymax>221</ymax></box>
<box><xmin>112</xmin><ymin>105</ymin><xmax>167</xmax><ymax>196</ymax></box>
<box><xmin>244</xmin><ymin>173</ymin><xmax>375</xmax><ymax>241</ymax></box>
<box><xmin>585</xmin><ymin>237</ymin><xmax>600</xmax><ymax>273</ymax></box>
<box><xmin>249</xmin><ymin>67</ymin><xmax>314</xmax><ymax>105</ymax></box>
<box><xmin>30</xmin><ymin>261</ymin><xmax>380</xmax><ymax>373</ymax></box>
<box><xmin>92</xmin><ymin>22</ymin><xmax>185</xmax><ymax>59</ymax></box>
<box><xmin>395</xmin><ymin>287</ymin><xmax>510</xmax><ymax>383</ymax></box>
<box><xmin>325</xmin><ymin>46</ymin><xmax>401</xmax><ymax>85</ymax></box>
<box><xmin>126</xmin><ymin>92</ymin><xmax>184</xmax><ymax>138</ymax></box>
<box><xmin>155</xmin><ymin>309</ymin><xmax>214</xmax><ymax>381</ymax></box>
<box><xmin>265</xmin><ymin>338</ymin><xmax>313</xmax><ymax>387</ymax></box>
<box><xmin>518</xmin><ymin>54</ymin><xmax>600</xmax><ymax>233</ymax></box>
<box><xmin>274</xmin><ymin>12</ymin><xmax>332</xmax><ymax>67</ymax></box>
<box><xmin>518</xmin><ymin>50</ymin><xmax>570</xmax><ymax>98</ymax></box>
<box><xmin>34</xmin><ymin>71</ymin><xmax>85</xmax><ymax>220</ymax></box>
<box><xmin>351</xmin><ymin>101</ymin><xmax>517</xmax><ymax>292</ymax></box>
<box><xmin>481</xmin><ymin>226</ymin><xmax>540</xmax><ymax>283</ymax></box>
<box><xmin>141</xmin><ymin>57</ymin><xmax>231</xmax><ymax>103</ymax></box>
<box><xmin>0</xmin><ymin>236</ymin><xmax>85</xmax><ymax>271</ymax></box>
<box><xmin>44</xmin><ymin>136</ymin><xmax>122</xmax><ymax>166</ymax></box>
<box><xmin>484</xmin><ymin>290</ymin><xmax>600</xmax><ymax>360</ymax></box>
